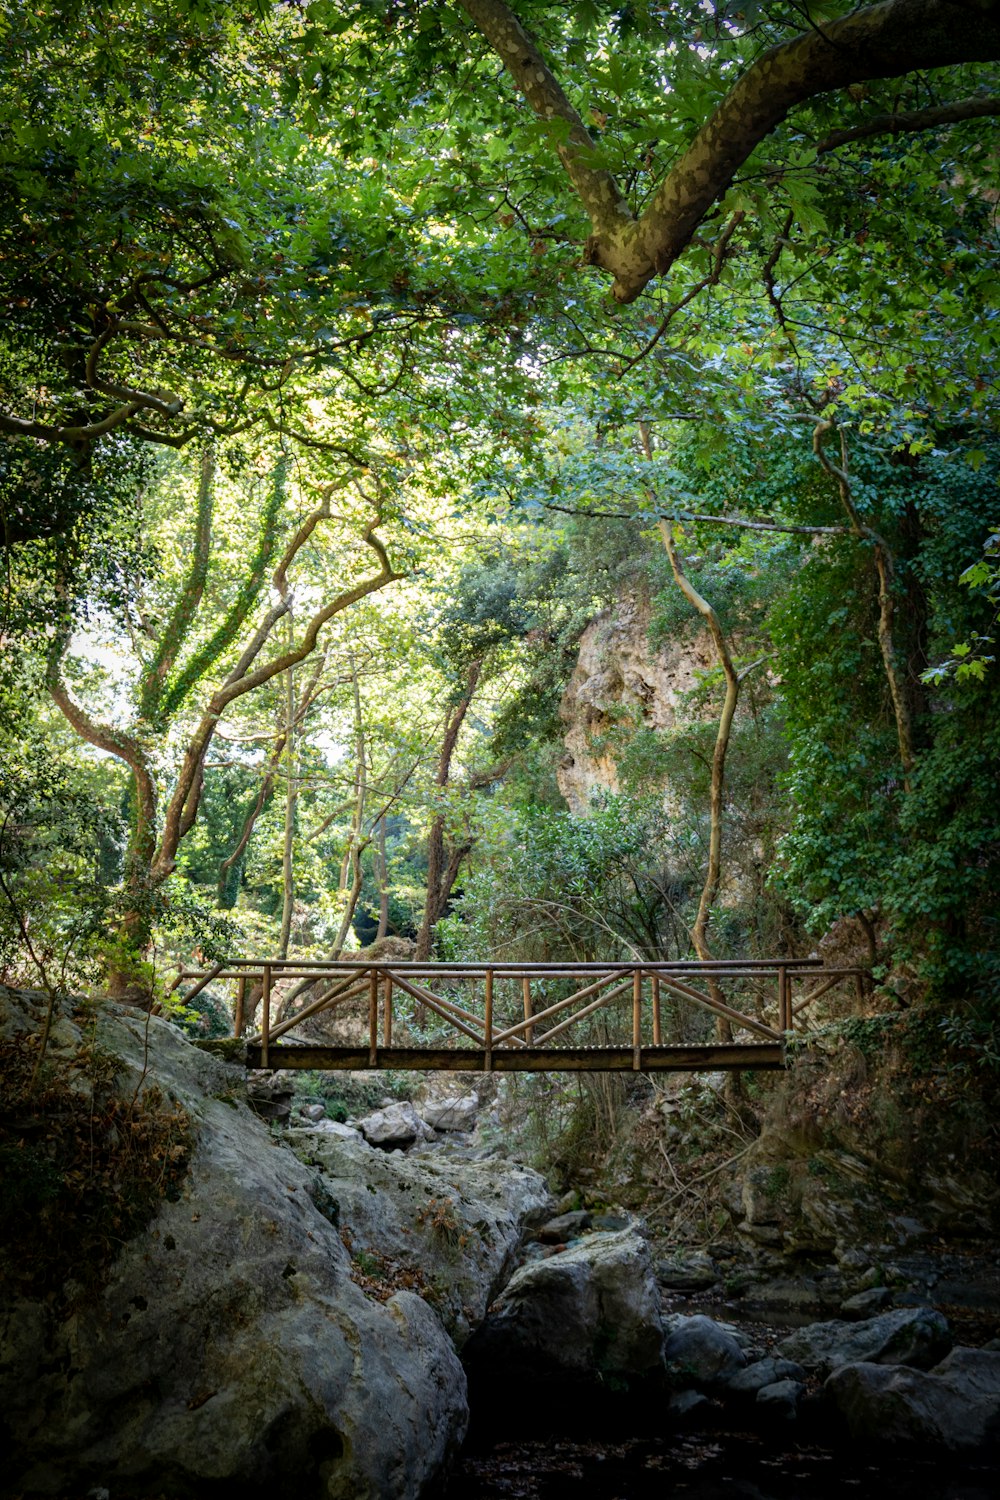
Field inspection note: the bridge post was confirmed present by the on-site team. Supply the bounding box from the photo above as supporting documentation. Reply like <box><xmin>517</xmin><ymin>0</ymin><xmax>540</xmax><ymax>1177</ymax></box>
<box><xmin>778</xmin><ymin>965</ymin><xmax>791</xmax><ymax>1033</ymax></box>
<box><xmin>368</xmin><ymin>969</ymin><xmax>378</xmax><ymax>1067</ymax></box>
<box><xmin>522</xmin><ymin>976</ymin><xmax>534</xmax><ymax>1045</ymax></box>
<box><xmin>632</xmin><ymin>969</ymin><xmax>642</xmax><ymax>1070</ymax></box>
<box><xmin>234</xmin><ymin>975</ymin><xmax>247</xmax><ymax>1038</ymax></box>
<box><xmin>652</xmin><ymin>973</ymin><xmax>662</xmax><ymax>1046</ymax></box>
<box><xmin>261</xmin><ymin>964</ymin><xmax>271</xmax><ymax>1069</ymax></box>
<box><xmin>383</xmin><ymin>975</ymin><xmax>393</xmax><ymax>1048</ymax></box>
<box><xmin>484</xmin><ymin>969</ymin><xmax>493</xmax><ymax>1073</ymax></box>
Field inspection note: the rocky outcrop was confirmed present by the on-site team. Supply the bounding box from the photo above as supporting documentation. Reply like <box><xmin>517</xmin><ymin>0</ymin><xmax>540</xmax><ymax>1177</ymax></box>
<box><xmin>464</xmin><ymin>1226</ymin><xmax>664</xmax><ymax>1387</ymax></box>
<box><xmin>776</xmin><ymin>1306</ymin><xmax>952</xmax><ymax>1378</ymax></box>
<box><xmin>0</xmin><ymin>992</ymin><xmax>544</xmax><ymax>1498</ymax></box>
<box><xmin>557</xmin><ymin>591</ymin><xmax>714</xmax><ymax>813</ymax></box>
<box><xmin>825</xmin><ymin>1347</ymin><xmax>1000</xmax><ymax>1451</ymax></box>
<box><xmin>293</xmin><ymin>1126</ymin><xmax>550</xmax><ymax>1346</ymax></box>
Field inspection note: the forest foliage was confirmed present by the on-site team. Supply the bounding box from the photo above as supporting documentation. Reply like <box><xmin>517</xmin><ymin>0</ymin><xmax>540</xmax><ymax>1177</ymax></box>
<box><xmin>1</xmin><ymin>0</ymin><xmax>998</xmax><ymax>1060</ymax></box>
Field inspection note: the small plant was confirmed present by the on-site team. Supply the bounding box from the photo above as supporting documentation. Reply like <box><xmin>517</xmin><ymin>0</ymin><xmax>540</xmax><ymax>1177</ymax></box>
<box><xmin>415</xmin><ymin>1195</ymin><xmax>471</xmax><ymax>1252</ymax></box>
<box><xmin>0</xmin><ymin>1024</ymin><xmax>192</xmax><ymax>1301</ymax></box>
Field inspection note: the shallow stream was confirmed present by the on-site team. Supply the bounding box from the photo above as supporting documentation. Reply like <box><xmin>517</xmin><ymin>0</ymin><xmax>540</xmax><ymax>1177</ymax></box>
<box><xmin>446</xmin><ymin>1426</ymin><xmax>998</xmax><ymax>1498</ymax></box>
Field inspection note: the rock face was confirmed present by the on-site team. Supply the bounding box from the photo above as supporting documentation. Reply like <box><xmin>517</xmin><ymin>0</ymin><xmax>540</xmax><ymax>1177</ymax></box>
<box><xmin>776</xmin><ymin>1306</ymin><xmax>952</xmax><ymax>1378</ymax></box>
<box><xmin>294</xmin><ymin>1126</ymin><xmax>550</xmax><ymax>1346</ymax></box>
<box><xmin>0</xmin><ymin>993</ymin><xmax>546</xmax><ymax>1499</ymax></box>
<box><xmin>557</xmin><ymin>591</ymin><xmax>715</xmax><ymax>813</ymax></box>
<box><xmin>826</xmin><ymin>1348</ymin><xmax>1000</xmax><ymax>1451</ymax></box>
<box><xmin>465</xmin><ymin>1227</ymin><xmax>664</xmax><ymax>1386</ymax></box>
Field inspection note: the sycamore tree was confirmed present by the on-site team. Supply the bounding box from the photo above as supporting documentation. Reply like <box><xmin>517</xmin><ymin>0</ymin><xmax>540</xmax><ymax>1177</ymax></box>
<box><xmin>43</xmin><ymin>439</ymin><xmax>404</xmax><ymax>997</ymax></box>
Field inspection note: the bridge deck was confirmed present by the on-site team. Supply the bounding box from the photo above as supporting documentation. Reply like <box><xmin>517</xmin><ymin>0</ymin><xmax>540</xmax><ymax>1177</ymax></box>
<box><xmin>244</xmin><ymin>1042</ymin><xmax>787</xmax><ymax>1072</ymax></box>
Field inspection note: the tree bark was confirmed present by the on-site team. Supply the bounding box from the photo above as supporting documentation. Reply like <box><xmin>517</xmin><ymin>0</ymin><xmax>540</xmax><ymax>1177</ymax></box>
<box><xmin>460</xmin><ymin>0</ymin><xmax>1000</xmax><ymax>303</ymax></box>
<box><xmin>414</xmin><ymin>658</ymin><xmax>483</xmax><ymax>962</ymax></box>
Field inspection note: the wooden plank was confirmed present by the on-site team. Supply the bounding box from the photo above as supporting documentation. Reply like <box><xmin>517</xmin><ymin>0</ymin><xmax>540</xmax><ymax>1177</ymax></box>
<box><xmin>532</xmin><ymin>981</ymin><xmax>634</xmax><ymax>1045</ymax></box>
<box><xmin>387</xmin><ymin>971</ymin><xmax>487</xmax><ymax>1046</ymax></box>
<box><xmin>368</xmin><ymin>968</ymin><xmax>378</xmax><ymax>1067</ymax></box>
<box><xmin>383</xmin><ymin>975</ymin><xmax>393</xmax><ymax>1048</ymax></box>
<box><xmin>652</xmin><ymin>973</ymin><xmax>662</xmax><ymax>1047</ymax></box>
<box><xmin>246</xmin><ymin>1042</ymin><xmax>788</xmax><ymax>1073</ymax></box>
<box><xmin>484</xmin><ymin>970</ymin><xmax>493</xmax><ymax>1074</ymax></box>
<box><xmin>656</xmin><ymin>974</ymin><xmax>782</xmax><ymax>1041</ymax></box>
<box><xmin>259</xmin><ymin>977</ymin><xmax>369</xmax><ymax>1043</ymax></box>
<box><xmin>177</xmin><ymin>961</ymin><xmax>225</xmax><ymax>1008</ymax></box>
<box><xmin>491</xmin><ymin>971</ymin><xmax>626</xmax><ymax>1045</ymax></box>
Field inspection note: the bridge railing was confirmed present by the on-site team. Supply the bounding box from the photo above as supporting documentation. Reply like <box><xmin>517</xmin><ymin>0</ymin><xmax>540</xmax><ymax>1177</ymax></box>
<box><xmin>173</xmin><ymin>957</ymin><xmax>868</xmax><ymax>1072</ymax></box>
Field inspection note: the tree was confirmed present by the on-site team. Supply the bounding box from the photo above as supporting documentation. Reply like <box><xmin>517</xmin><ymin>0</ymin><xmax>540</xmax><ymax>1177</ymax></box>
<box><xmin>45</xmin><ymin>445</ymin><xmax>401</xmax><ymax>996</ymax></box>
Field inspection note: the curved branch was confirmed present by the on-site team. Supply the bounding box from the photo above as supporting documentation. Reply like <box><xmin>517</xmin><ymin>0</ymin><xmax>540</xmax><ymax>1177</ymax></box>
<box><xmin>47</xmin><ymin>641</ymin><xmax>158</xmax><ymax>868</ymax></box>
<box><xmin>457</xmin><ymin>0</ymin><xmax>633</xmax><ymax>239</ymax></box>
<box><xmin>815</xmin><ymin>92</ymin><xmax>1000</xmax><ymax>153</ymax></box>
<box><xmin>467</xmin><ymin>0</ymin><xmax>1000</xmax><ymax>302</ymax></box>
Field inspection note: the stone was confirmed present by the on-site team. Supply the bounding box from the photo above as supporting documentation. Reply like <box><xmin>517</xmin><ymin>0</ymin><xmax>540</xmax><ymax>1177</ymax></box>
<box><xmin>726</xmin><ymin>1357</ymin><xmax>807</xmax><ymax>1396</ymax></box>
<box><xmin>841</xmin><ymin>1287</ymin><xmax>892</xmax><ymax>1317</ymax></box>
<box><xmin>299</xmin><ymin>1128</ymin><xmax>550</xmax><ymax>1347</ymax></box>
<box><xmin>663</xmin><ymin>1315</ymin><xmax>746</xmax><ymax>1389</ymax></box>
<box><xmin>535</xmin><ymin>1209</ymin><xmax>592</xmax><ymax>1243</ymax></box>
<box><xmin>465</xmin><ymin>1228</ymin><xmax>664</xmax><ymax>1384</ymax></box>
<box><xmin>299</xmin><ymin>1102</ymin><xmax>325</xmax><ymax>1121</ymax></box>
<box><xmin>245</xmin><ymin>1071</ymin><xmax>295</xmax><ymax>1121</ymax></box>
<box><xmin>825</xmin><ymin>1347</ymin><xmax>1000</xmax><ymax>1452</ymax></box>
<box><xmin>1</xmin><ymin>995</ymin><xmax>469</xmax><ymax>1499</ymax></box>
<box><xmin>421</xmin><ymin>1095</ymin><xmax>478</xmax><ymax>1132</ymax></box>
<box><xmin>355</xmin><ymin>1100</ymin><xmax>429</xmax><ymax>1146</ymax></box>
<box><xmin>655</xmin><ymin>1251</ymin><xmax>719</xmax><ymax>1292</ymax></box>
<box><xmin>668</xmin><ymin>1389</ymin><xmax>710</xmax><ymax>1418</ymax></box>
<box><xmin>776</xmin><ymin>1306</ymin><xmax>952</xmax><ymax>1378</ymax></box>
<box><xmin>756</xmin><ymin>1379</ymin><xmax>805</xmax><ymax>1419</ymax></box>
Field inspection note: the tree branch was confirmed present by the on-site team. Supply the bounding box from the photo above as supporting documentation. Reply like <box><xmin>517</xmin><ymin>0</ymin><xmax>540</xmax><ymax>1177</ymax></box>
<box><xmin>814</xmin><ymin>92</ymin><xmax>1000</xmax><ymax>154</ymax></box>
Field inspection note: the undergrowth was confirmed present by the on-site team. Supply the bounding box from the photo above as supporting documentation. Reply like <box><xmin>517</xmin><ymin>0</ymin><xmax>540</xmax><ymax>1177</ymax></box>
<box><xmin>0</xmin><ymin>1026</ymin><xmax>192</xmax><ymax>1302</ymax></box>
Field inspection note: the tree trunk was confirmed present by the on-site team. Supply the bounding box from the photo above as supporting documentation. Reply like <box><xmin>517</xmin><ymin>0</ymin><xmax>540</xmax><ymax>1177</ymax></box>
<box><xmin>414</xmin><ymin>659</ymin><xmax>482</xmax><ymax>962</ymax></box>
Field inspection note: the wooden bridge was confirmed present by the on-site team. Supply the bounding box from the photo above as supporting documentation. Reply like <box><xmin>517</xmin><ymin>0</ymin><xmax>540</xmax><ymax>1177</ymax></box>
<box><xmin>176</xmin><ymin>957</ymin><xmax>865</xmax><ymax>1073</ymax></box>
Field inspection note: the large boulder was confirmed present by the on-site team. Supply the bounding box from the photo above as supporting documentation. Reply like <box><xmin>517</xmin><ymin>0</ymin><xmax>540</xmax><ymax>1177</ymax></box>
<box><xmin>465</xmin><ymin>1227</ymin><xmax>664</xmax><ymax>1386</ymax></box>
<box><xmin>294</xmin><ymin>1124</ymin><xmax>550</xmax><ymax>1345</ymax></box>
<box><xmin>354</xmin><ymin>1100</ymin><xmax>431</xmax><ymax>1146</ymax></box>
<box><xmin>663</xmin><ymin>1315</ymin><xmax>746</xmax><ymax>1389</ymax></box>
<box><xmin>777</xmin><ymin>1306</ymin><xmax>951</xmax><ymax>1378</ymax></box>
<box><xmin>1</xmin><ymin>996</ymin><xmax>469</xmax><ymax>1498</ymax></box>
<box><xmin>421</xmin><ymin>1096</ymin><xmax>478</xmax><ymax>1133</ymax></box>
<box><xmin>825</xmin><ymin>1347</ymin><xmax>1000</xmax><ymax>1452</ymax></box>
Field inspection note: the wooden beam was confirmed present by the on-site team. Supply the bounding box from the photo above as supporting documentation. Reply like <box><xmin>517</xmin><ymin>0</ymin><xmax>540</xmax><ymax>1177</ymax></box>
<box><xmin>247</xmin><ymin>1042</ymin><xmax>787</xmax><ymax>1072</ymax></box>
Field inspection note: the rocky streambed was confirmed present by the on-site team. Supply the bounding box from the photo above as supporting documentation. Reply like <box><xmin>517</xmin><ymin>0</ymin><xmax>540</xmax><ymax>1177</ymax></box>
<box><xmin>2</xmin><ymin>988</ymin><xmax>999</xmax><ymax>1498</ymax></box>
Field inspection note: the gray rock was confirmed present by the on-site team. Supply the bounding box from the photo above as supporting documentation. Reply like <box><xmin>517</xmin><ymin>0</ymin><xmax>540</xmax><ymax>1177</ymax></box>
<box><xmin>299</xmin><ymin>1102</ymin><xmax>325</xmax><ymax>1121</ymax></box>
<box><xmin>468</xmin><ymin>1228</ymin><xmax>664</xmax><ymax>1382</ymax></box>
<box><xmin>777</xmin><ymin>1306</ymin><xmax>951</xmax><ymax>1378</ymax></box>
<box><xmin>663</xmin><ymin>1314</ymin><xmax>746</xmax><ymax>1388</ymax></box>
<box><xmin>656</xmin><ymin>1251</ymin><xmax>719</xmax><ymax>1292</ymax></box>
<box><xmin>300</xmin><ymin>1128</ymin><xmax>550</xmax><ymax>1346</ymax></box>
<box><xmin>245</xmin><ymin>1071</ymin><xmax>295</xmax><ymax>1121</ymax></box>
<box><xmin>825</xmin><ymin>1347</ymin><xmax>1000</xmax><ymax>1452</ymax></box>
<box><xmin>841</xmin><ymin>1286</ymin><xmax>892</xmax><ymax>1317</ymax></box>
<box><xmin>535</xmin><ymin>1209</ymin><xmax>592</xmax><ymax>1243</ymax></box>
<box><xmin>422</xmin><ymin>1096</ymin><xmax>478</xmax><ymax>1132</ymax></box>
<box><xmin>668</xmin><ymin>1389</ymin><xmax>710</xmax><ymax>1417</ymax></box>
<box><xmin>727</xmin><ymin>1357</ymin><xmax>806</xmax><ymax>1396</ymax></box>
<box><xmin>1</xmin><ymin>997</ymin><xmax>468</xmax><ymax>1499</ymax></box>
<box><xmin>355</xmin><ymin>1100</ymin><xmax>429</xmax><ymax>1146</ymax></box>
<box><xmin>756</xmin><ymin>1379</ymin><xmax>805</xmax><ymax>1418</ymax></box>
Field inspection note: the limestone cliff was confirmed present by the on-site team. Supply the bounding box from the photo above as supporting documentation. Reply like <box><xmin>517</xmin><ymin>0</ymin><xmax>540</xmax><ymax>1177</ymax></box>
<box><xmin>557</xmin><ymin>591</ymin><xmax>714</xmax><ymax>814</ymax></box>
